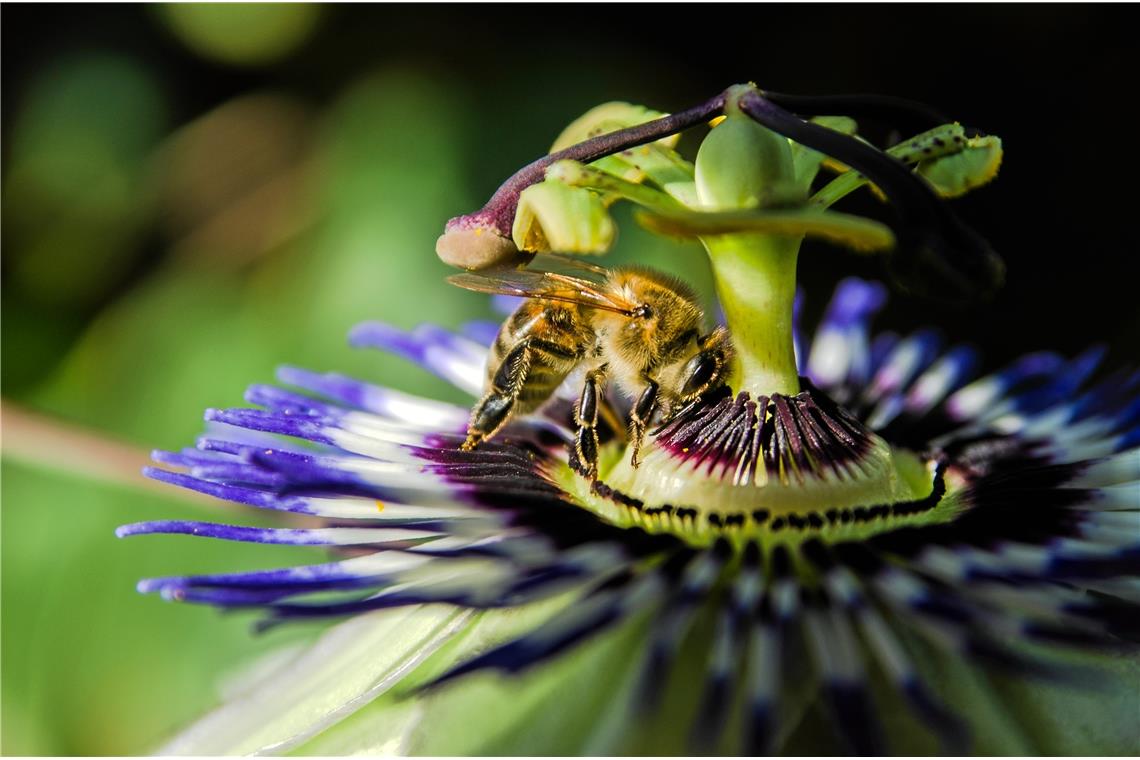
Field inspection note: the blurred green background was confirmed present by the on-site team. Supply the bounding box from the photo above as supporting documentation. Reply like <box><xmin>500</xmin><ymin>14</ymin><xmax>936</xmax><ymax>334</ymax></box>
<box><xmin>3</xmin><ymin>4</ymin><xmax>1138</xmax><ymax>755</ymax></box>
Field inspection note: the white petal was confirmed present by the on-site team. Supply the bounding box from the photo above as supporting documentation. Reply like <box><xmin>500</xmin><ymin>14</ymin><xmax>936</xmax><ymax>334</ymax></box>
<box><xmin>157</xmin><ymin>605</ymin><xmax>472</xmax><ymax>755</ymax></box>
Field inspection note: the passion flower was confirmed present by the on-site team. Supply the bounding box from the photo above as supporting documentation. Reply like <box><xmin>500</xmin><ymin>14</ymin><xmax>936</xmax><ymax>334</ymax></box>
<box><xmin>121</xmin><ymin>83</ymin><xmax>1138</xmax><ymax>755</ymax></box>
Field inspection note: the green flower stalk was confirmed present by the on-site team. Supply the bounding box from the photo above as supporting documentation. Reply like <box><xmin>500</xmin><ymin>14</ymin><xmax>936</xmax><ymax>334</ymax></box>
<box><xmin>121</xmin><ymin>83</ymin><xmax>1138</xmax><ymax>755</ymax></box>
<box><xmin>693</xmin><ymin>94</ymin><xmax>804</xmax><ymax>397</ymax></box>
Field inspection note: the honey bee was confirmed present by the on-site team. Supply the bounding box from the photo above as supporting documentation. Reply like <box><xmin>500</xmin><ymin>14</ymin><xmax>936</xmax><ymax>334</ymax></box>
<box><xmin>448</xmin><ymin>255</ymin><xmax>733</xmax><ymax>481</ymax></box>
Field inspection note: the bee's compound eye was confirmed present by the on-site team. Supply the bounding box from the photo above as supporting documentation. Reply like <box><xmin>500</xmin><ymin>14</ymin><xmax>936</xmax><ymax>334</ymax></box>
<box><xmin>632</xmin><ymin>304</ymin><xmax>654</xmax><ymax>320</ymax></box>
<box><xmin>681</xmin><ymin>351</ymin><xmax>719</xmax><ymax>398</ymax></box>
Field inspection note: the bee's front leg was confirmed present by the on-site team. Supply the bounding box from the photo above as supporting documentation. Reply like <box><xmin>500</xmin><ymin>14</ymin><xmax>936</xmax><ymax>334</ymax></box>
<box><xmin>573</xmin><ymin>364</ymin><xmax>609</xmax><ymax>482</ymax></box>
<box><xmin>629</xmin><ymin>378</ymin><xmax>659</xmax><ymax>468</ymax></box>
<box><xmin>462</xmin><ymin>340</ymin><xmax>532</xmax><ymax>451</ymax></box>
<box><xmin>677</xmin><ymin>327</ymin><xmax>733</xmax><ymax>405</ymax></box>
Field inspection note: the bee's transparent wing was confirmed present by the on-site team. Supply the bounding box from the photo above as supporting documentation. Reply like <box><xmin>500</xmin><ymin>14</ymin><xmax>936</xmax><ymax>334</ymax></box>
<box><xmin>447</xmin><ymin>270</ymin><xmax>636</xmax><ymax>315</ymax></box>
<box><xmin>526</xmin><ymin>252</ymin><xmax>610</xmax><ymax>277</ymax></box>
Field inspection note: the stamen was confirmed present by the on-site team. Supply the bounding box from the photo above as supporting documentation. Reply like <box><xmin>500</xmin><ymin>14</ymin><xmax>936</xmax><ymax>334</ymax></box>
<box><xmin>651</xmin><ymin>387</ymin><xmax>875</xmax><ymax>485</ymax></box>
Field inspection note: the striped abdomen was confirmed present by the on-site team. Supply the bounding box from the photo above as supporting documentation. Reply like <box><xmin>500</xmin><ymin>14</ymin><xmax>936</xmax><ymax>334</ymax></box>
<box><xmin>486</xmin><ymin>301</ymin><xmax>595</xmax><ymax>414</ymax></box>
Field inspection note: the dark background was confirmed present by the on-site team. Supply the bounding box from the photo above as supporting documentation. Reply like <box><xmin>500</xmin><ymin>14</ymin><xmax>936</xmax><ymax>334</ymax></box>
<box><xmin>3</xmin><ymin>4</ymin><xmax>1137</xmax><ymax>754</ymax></box>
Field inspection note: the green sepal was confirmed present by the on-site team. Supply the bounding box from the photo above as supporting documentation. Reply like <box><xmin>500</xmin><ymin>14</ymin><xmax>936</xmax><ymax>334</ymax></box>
<box><xmin>635</xmin><ymin>205</ymin><xmax>896</xmax><ymax>252</ymax></box>
<box><xmin>511</xmin><ymin>178</ymin><xmax>616</xmax><ymax>254</ymax></box>
<box><xmin>791</xmin><ymin>115</ymin><xmax>858</xmax><ymax>193</ymax></box>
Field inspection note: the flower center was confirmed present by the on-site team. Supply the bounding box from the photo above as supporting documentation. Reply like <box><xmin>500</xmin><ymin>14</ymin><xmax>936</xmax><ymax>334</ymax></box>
<box><xmin>550</xmin><ymin>385</ymin><xmax>960</xmax><ymax>548</ymax></box>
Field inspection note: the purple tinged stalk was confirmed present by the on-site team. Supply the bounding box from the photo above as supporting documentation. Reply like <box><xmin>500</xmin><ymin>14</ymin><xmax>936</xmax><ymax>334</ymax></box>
<box><xmin>437</xmin><ymin>91</ymin><xmax>728</xmax><ymax>270</ymax></box>
<box><xmin>448</xmin><ymin>85</ymin><xmax>953</xmax><ymax>245</ymax></box>
<box><xmin>447</xmin><ymin>91</ymin><xmax>728</xmax><ymax>237</ymax></box>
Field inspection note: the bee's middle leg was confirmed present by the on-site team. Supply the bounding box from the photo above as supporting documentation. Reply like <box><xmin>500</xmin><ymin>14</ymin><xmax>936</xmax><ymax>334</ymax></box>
<box><xmin>573</xmin><ymin>364</ymin><xmax>609</xmax><ymax>481</ymax></box>
<box><xmin>629</xmin><ymin>378</ymin><xmax>659</xmax><ymax>468</ymax></box>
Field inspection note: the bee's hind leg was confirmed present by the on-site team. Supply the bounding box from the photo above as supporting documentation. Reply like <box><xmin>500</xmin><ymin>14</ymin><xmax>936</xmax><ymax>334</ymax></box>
<box><xmin>462</xmin><ymin>341</ymin><xmax>532</xmax><ymax>451</ymax></box>
<box><xmin>573</xmin><ymin>364</ymin><xmax>609</xmax><ymax>482</ymax></box>
<box><xmin>461</xmin><ymin>393</ymin><xmax>516</xmax><ymax>451</ymax></box>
